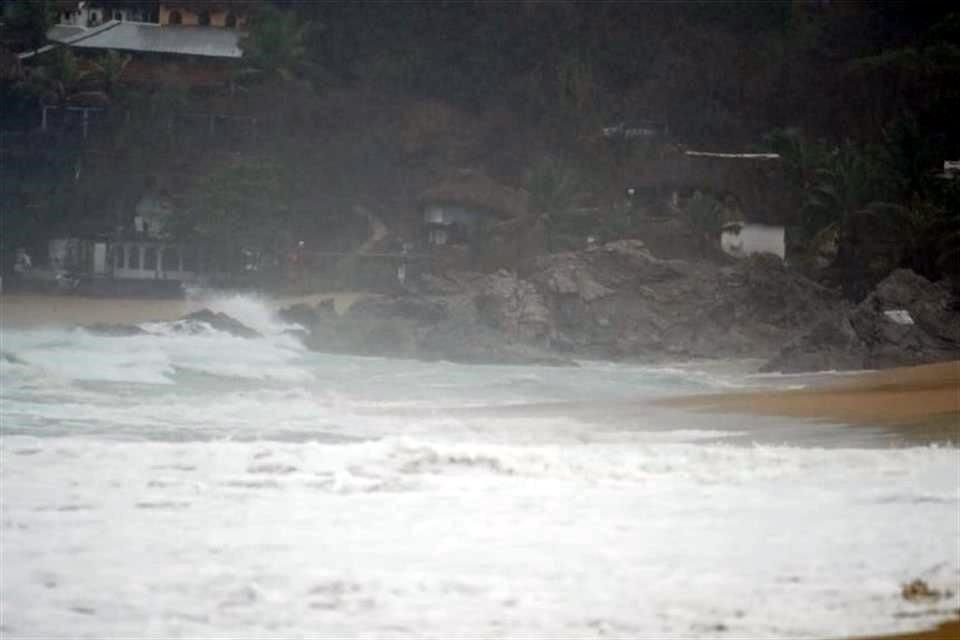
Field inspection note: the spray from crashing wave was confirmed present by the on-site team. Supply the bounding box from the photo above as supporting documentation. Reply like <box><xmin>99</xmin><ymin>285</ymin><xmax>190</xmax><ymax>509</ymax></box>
<box><xmin>1</xmin><ymin>294</ymin><xmax>958</xmax><ymax>638</ymax></box>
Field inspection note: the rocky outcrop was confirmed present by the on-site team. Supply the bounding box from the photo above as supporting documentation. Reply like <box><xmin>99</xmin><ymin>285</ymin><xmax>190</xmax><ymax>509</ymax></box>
<box><xmin>180</xmin><ymin>310</ymin><xmax>261</xmax><ymax>339</ymax></box>
<box><xmin>528</xmin><ymin>242</ymin><xmax>838</xmax><ymax>360</ymax></box>
<box><xmin>78</xmin><ymin>310</ymin><xmax>262</xmax><ymax>340</ymax></box>
<box><xmin>763</xmin><ymin>270</ymin><xmax>960</xmax><ymax>372</ymax></box>
<box><xmin>83</xmin><ymin>323</ymin><xmax>149</xmax><ymax>337</ymax></box>
<box><xmin>275</xmin><ymin>243</ymin><xmax>956</xmax><ymax>371</ymax></box>
<box><xmin>474</xmin><ymin>270</ymin><xmax>553</xmax><ymax>342</ymax></box>
<box><xmin>287</xmin><ymin>279</ymin><xmax>571</xmax><ymax>366</ymax></box>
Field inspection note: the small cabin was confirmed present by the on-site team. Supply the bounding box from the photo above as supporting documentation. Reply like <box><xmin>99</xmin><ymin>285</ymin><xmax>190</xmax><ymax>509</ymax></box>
<box><xmin>721</xmin><ymin>223</ymin><xmax>785</xmax><ymax>260</ymax></box>
<box><xmin>418</xmin><ymin>172</ymin><xmax>538</xmax><ymax>272</ymax></box>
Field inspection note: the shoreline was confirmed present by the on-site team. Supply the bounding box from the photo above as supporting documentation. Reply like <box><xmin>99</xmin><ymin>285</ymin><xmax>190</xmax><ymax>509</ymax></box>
<box><xmin>852</xmin><ymin>620</ymin><xmax>960</xmax><ymax>640</ymax></box>
<box><xmin>660</xmin><ymin>360</ymin><xmax>960</xmax><ymax>430</ymax></box>
<box><xmin>0</xmin><ymin>291</ymin><xmax>366</xmax><ymax>328</ymax></box>
<box><xmin>1</xmin><ymin>295</ymin><xmax>957</xmax><ymax>639</ymax></box>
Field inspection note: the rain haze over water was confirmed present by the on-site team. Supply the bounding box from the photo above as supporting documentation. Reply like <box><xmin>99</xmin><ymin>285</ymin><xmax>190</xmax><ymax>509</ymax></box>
<box><xmin>1</xmin><ymin>295</ymin><xmax>957</xmax><ymax>638</ymax></box>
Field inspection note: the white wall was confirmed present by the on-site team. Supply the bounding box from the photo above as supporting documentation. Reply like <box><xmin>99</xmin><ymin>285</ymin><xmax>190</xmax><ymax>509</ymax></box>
<box><xmin>721</xmin><ymin>224</ymin><xmax>785</xmax><ymax>259</ymax></box>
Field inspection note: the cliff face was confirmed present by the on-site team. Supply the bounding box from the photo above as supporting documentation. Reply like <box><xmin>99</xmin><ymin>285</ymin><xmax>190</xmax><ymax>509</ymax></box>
<box><xmin>764</xmin><ymin>269</ymin><xmax>960</xmax><ymax>373</ymax></box>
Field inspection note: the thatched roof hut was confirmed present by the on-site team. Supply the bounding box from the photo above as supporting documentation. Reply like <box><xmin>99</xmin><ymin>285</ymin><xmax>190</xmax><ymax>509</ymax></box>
<box><xmin>418</xmin><ymin>172</ymin><xmax>529</xmax><ymax>221</ymax></box>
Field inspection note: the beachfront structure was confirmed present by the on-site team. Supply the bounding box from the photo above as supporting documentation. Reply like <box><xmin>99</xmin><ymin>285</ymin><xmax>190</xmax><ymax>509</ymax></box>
<box><xmin>47</xmin><ymin>236</ymin><xmax>201</xmax><ymax>295</ymax></box>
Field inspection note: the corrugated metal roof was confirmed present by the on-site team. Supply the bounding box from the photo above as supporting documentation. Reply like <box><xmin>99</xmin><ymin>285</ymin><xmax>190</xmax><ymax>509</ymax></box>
<box><xmin>47</xmin><ymin>25</ymin><xmax>87</xmax><ymax>41</ymax></box>
<box><xmin>50</xmin><ymin>21</ymin><xmax>243</xmax><ymax>59</ymax></box>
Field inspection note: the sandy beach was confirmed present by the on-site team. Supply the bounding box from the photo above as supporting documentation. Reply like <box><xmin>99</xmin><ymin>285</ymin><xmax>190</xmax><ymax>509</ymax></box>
<box><xmin>661</xmin><ymin>360</ymin><xmax>960</xmax><ymax>430</ymax></box>
<box><xmin>854</xmin><ymin>620</ymin><xmax>960</xmax><ymax>640</ymax></box>
<box><xmin>0</xmin><ymin>292</ymin><xmax>365</xmax><ymax>329</ymax></box>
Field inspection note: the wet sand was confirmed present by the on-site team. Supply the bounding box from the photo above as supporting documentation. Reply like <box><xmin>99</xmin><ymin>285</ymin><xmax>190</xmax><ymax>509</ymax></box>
<box><xmin>0</xmin><ymin>292</ymin><xmax>366</xmax><ymax>328</ymax></box>
<box><xmin>852</xmin><ymin>620</ymin><xmax>960</xmax><ymax>640</ymax></box>
<box><xmin>661</xmin><ymin>361</ymin><xmax>960</xmax><ymax>430</ymax></box>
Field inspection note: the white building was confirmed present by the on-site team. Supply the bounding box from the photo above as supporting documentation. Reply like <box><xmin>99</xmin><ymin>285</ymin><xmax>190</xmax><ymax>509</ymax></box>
<box><xmin>54</xmin><ymin>1</ymin><xmax>154</xmax><ymax>28</ymax></box>
<box><xmin>721</xmin><ymin>223</ymin><xmax>785</xmax><ymax>260</ymax></box>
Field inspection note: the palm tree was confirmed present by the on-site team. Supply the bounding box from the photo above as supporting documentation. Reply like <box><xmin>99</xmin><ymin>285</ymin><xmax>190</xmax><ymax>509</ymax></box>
<box><xmin>238</xmin><ymin>5</ymin><xmax>315</xmax><ymax>83</ymax></box>
<box><xmin>526</xmin><ymin>156</ymin><xmax>582</xmax><ymax>216</ymax></box>
<box><xmin>798</xmin><ymin>141</ymin><xmax>880</xmax><ymax>247</ymax></box>
<box><xmin>16</xmin><ymin>48</ymin><xmax>93</xmax><ymax>105</ymax></box>
<box><xmin>88</xmin><ymin>50</ymin><xmax>132</xmax><ymax>98</ymax></box>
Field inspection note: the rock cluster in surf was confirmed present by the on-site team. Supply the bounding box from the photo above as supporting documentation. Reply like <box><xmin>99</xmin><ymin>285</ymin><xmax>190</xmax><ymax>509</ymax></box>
<box><xmin>277</xmin><ymin>241</ymin><xmax>959</xmax><ymax>370</ymax></box>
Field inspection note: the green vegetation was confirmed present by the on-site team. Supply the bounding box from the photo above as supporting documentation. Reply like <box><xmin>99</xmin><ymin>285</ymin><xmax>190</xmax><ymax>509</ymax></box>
<box><xmin>526</xmin><ymin>156</ymin><xmax>582</xmax><ymax>218</ymax></box>
<box><xmin>685</xmin><ymin>192</ymin><xmax>724</xmax><ymax>253</ymax></box>
<box><xmin>1</xmin><ymin>2</ymin><xmax>957</xmax><ymax>296</ymax></box>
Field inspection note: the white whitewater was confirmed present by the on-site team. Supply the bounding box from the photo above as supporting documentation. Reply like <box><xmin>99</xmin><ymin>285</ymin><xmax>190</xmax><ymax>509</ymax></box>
<box><xmin>1</xmin><ymin>296</ymin><xmax>957</xmax><ymax>638</ymax></box>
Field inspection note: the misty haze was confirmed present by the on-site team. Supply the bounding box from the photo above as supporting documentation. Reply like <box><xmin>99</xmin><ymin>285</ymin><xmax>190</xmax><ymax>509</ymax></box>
<box><xmin>0</xmin><ymin>2</ymin><xmax>958</xmax><ymax>639</ymax></box>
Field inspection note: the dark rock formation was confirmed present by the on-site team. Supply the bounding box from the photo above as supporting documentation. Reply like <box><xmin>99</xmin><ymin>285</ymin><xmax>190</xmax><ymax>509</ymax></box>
<box><xmin>528</xmin><ymin>242</ymin><xmax>838</xmax><ymax>360</ymax></box>
<box><xmin>83</xmin><ymin>323</ymin><xmax>149</xmax><ymax>337</ymax></box>
<box><xmin>287</xmin><ymin>276</ymin><xmax>572</xmax><ymax>366</ymax></box>
<box><xmin>276</xmin><ymin>300</ymin><xmax>336</xmax><ymax>328</ymax></box>
<box><xmin>763</xmin><ymin>269</ymin><xmax>960</xmax><ymax>372</ymax></box>
<box><xmin>180</xmin><ymin>310</ymin><xmax>261</xmax><ymax>339</ymax></box>
<box><xmin>278</xmin><ymin>244</ymin><xmax>957</xmax><ymax>371</ymax></box>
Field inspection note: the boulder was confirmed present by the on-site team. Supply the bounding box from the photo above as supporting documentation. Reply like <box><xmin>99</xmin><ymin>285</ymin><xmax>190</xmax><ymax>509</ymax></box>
<box><xmin>83</xmin><ymin>323</ymin><xmax>148</xmax><ymax>337</ymax></box>
<box><xmin>763</xmin><ymin>269</ymin><xmax>960</xmax><ymax>372</ymax></box>
<box><xmin>529</xmin><ymin>241</ymin><xmax>837</xmax><ymax>361</ymax></box>
<box><xmin>473</xmin><ymin>270</ymin><xmax>553</xmax><ymax>341</ymax></box>
<box><xmin>289</xmin><ymin>239</ymin><xmax>883</xmax><ymax>367</ymax></box>
<box><xmin>762</xmin><ymin>313</ymin><xmax>868</xmax><ymax>373</ymax></box>
<box><xmin>863</xmin><ymin>269</ymin><xmax>960</xmax><ymax>344</ymax></box>
<box><xmin>276</xmin><ymin>300</ymin><xmax>336</xmax><ymax>328</ymax></box>
<box><xmin>293</xmin><ymin>287</ymin><xmax>573</xmax><ymax>366</ymax></box>
<box><xmin>180</xmin><ymin>310</ymin><xmax>261</xmax><ymax>339</ymax></box>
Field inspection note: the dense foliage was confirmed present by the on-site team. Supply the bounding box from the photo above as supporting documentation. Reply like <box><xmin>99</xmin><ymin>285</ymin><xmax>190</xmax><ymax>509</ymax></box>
<box><xmin>1</xmin><ymin>1</ymin><xmax>958</xmax><ymax>295</ymax></box>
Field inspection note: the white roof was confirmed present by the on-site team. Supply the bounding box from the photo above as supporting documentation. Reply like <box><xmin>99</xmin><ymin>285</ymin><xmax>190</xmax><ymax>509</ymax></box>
<box><xmin>47</xmin><ymin>20</ymin><xmax>243</xmax><ymax>59</ymax></box>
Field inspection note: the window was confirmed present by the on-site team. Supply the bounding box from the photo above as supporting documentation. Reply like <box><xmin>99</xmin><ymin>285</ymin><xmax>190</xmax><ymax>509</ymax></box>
<box><xmin>169</xmin><ymin>10</ymin><xmax>182</xmax><ymax>25</ymax></box>
<box><xmin>224</xmin><ymin>13</ymin><xmax>237</xmax><ymax>28</ymax></box>
<box><xmin>128</xmin><ymin>246</ymin><xmax>141</xmax><ymax>269</ymax></box>
<box><xmin>114</xmin><ymin>246</ymin><xmax>125</xmax><ymax>269</ymax></box>
<box><xmin>181</xmin><ymin>248</ymin><xmax>196</xmax><ymax>272</ymax></box>
<box><xmin>144</xmin><ymin>247</ymin><xmax>157</xmax><ymax>270</ymax></box>
<box><xmin>198</xmin><ymin>11</ymin><xmax>211</xmax><ymax>26</ymax></box>
<box><xmin>162</xmin><ymin>247</ymin><xmax>180</xmax><ymax>272</ymax></box>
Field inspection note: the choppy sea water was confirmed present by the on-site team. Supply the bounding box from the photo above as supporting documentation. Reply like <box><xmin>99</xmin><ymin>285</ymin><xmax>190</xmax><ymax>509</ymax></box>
<box><xmin>1</xmin><ymin>295</ymin><xmax>958</xmax><ymax>639</ymax></box>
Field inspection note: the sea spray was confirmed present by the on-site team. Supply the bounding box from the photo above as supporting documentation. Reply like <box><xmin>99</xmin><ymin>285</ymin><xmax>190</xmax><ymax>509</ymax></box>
<box><xmin>1</xmin><ymin>294</ymin><xmax>958</xmax><ymax>637</ymax></box>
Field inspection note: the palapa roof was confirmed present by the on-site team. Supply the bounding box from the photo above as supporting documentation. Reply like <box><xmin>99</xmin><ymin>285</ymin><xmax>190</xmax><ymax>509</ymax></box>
<box><xmin>419</xmin><ymin>173</ymin><xmax>529</xmax><ymax>220</ymax></box>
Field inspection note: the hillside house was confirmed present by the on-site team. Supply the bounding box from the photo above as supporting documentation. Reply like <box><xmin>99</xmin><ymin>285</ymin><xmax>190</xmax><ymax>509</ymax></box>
<box><xmin>159</xmin><ymin>2</ymin><xmax>246</xmax><ymax>28</ymax></box>
<box><xmin>419</xmin><ymin>172</ymin><xmax>542</xmax><ymax>272</ymax></box>
<box><xmin>42</xmin><ymin>11</ymin><xmax>244</xmax><ymax>89</ymax></box>
<box><xmin>52</xmin><ymin>1</ymin><xmax>156</xmax><ymax>28</ymax></box>
<box><xmin>50</xmin><ymin>1</ymin><xmax>245</xmax><ymax>28</ymax></box>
